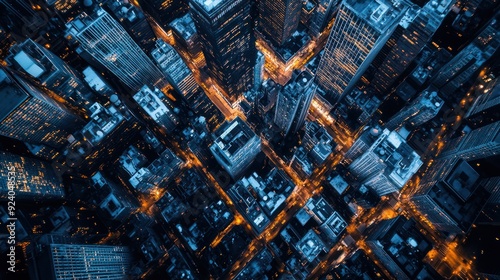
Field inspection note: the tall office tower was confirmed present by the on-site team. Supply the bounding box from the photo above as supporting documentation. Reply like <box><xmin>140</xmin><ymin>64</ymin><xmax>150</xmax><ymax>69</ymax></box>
<box><xmin>366</xmin><ymin>216</ymin><xmax>432</xmax><ymax>279</ymax></box>
<box><xmin>385</xmin><ymin>87</ymin><xmax>444</xmax><ymax>130</ymax></box>
<box><xmin>274</xmin><ymin>70</ymin><xmax>316</xmax><ymax>135</ymax></box>
<box><xmin>190</xmin><ymin>0</ymin><xmax>256</xmax><ymax>101</ymax></box>
<box><xmin>7</xmin><ymin>39</ymin><xmax>94</xmax><ymax>114</ymax></box>
<box><xmin>344</xmin><ymin>126</ymin><xmax>382</xmax><ymax>162</ymax></box>
<box><xmin>466</xmin><ymin>77</ymin><xmax>500</xmax><ymax>129</ymax></box>
<box><xmin>363</xmin><ymin>0</ymin><xmax>453</xmax><ymax>97</ymax></box>
<box><xmin>308</xmin><ymin>0</ymin><xmax>339</xmax><ymax>38</ymax></box>
<box><xmin>258</xmin><ymin>0</ymin><xmax>302</xmax><ymax>46</ymax></box>
<box><xmin>133</xmin><ymin>85</ymin><xmax>179</xmax><ymax>133</ymax></box>
<box><xmin>439</xmin><ymin>120</ymin><xmax>500</xmax><ymax>161</ymax></box>
<box><xmin>314</xmin><ymin>0</ymin><xmax>409</xmax><ymax>105</ymax></box>
<box><xmin>433</xmin><ymin>13</ymin><xmax>500</xmax><ymax>96</ymax></box>
<box><xmin>348</xmin><ymin>129</ymin><xmax>422</xmax><ymax>196</ymax></box>
<box><xmin>0</xmin><ymin>151</ymin><xmax>64</xmax><ymax>201</ymax></box>
<box><xmin>137</xmin><ymin>0</ymin><xmax>189</xmax><ymax>29</ymax></box>
<box><xmin>411</xmin><ymin>158</ymin><xmax>491</xmax><ymax>233</ymax></box>
<box><xmin>105</xmin><ymin>1</ymin><xmax>157</xmax><ymax>53</ymax></box>
<box><xmin>254</xmin><ymin>51</ymin><xmax>265</xmax><ymax>91</ymax></box>
<box><xmin>0</xmin><ymin>67</ymin><xmax>83</xmax><ymax>149</ymax></box>
<box><xmin>29</xmin><ymin>242</ymin><xmax>131</xmax><ymax>280</ymax></box>
<box><xmin>210</xmin><ymin>117</ymin><xmax>262</xmax><ymax>179</ymax></box>
<box><xmin>479</xmin><ymin>176</ymin><xmax>500</xmax><ymax>225</ymax></box>
<box><xmin>151</xmin><ymin>39</ymin><xmax>224</xmax><ymax>128</ymax></box>
<box><xmin>65</xmin><ymin>8</ymin><xmax>165</xmax><ymax>91</ymax></box>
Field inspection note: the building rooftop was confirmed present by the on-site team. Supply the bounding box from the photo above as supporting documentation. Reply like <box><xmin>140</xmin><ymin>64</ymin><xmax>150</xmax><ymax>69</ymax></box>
<box><xmin>212</xmin><ymin>117</ymin><xmax>258</xmax><ymax>158</ymax></box>
<box><xmin>345</xmin><ymin>0</ymin><xmax>409</xmax><ymax>33</ymax></box>
<box><xmin>329</xmin><ymin>175</ymin><xmax>349</xmax><ymax>195</ymax></box>
<box><xmin>368</xmin><ymin>217</ymin><xmax>432</xmax><ymax>278</ymax></box>
<box><xmin>296</xmin><ymin>229</ymin><xmax>327</xmax><ymax>262</ymax></box>
<box><xmin>170</xmin><ymin>14</ymin><xmax>197</xmax><ymax>41</ymax></box>
<box><xmin>376</xmin><ymin>130</ymin><xmax>423</xmax><ymax>188</ymax></box>
<box><xmin>81</xmin><ymin>103</ymin><xmax>124</xmax><ymax>145</ymax></box>
<box><xmin>133</xmin><ymin>85</ymin><xmax>174</xmax><ymax>123</ymax></box>
<box><xmin>444</xmin><ymin>159</ymin><xmax>480</xmax><ymax>201</ymax></box>
<box><xmin>193</xmin><ymin>0</ymin><xmax>225</xmax><ymax>13</ymax></box>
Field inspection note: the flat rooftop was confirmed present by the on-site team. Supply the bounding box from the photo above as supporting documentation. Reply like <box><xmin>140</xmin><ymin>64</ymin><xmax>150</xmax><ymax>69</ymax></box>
<box><xmin>344</xmin><ymin>0</ymin><xmax>408</xmax><ymax>33</ymax></box>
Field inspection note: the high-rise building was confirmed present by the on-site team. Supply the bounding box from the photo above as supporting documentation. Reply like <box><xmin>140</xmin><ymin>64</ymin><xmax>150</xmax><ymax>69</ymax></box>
<box><xmin>133</xmin><ymin>85</ymin><xmax>179</xmax><ymax>133</ymax></box>
<box><xmin>0</xmin><ymin>67</ymin><xmax>83</xmax><ymax>149</ymax></box>
<box><xmin>7</xmin><ymin>38</ymin><xmax>94</xmax><ymax>114</ymax></box>
<box><xmin>151</xmin><ymin>39</ymin><xmax>224</xmax><ymax>128</ymax></box>
<box><xmin>366</xmin><ymin>216</ymin><xmax>432</xmax><ymax>279</ymax></box>
<box><xmin>104</xmin><ymin>0</ymin><xmax>157</xmax><ymax>53</ymax></box>
<box><xmin>363</xmin><ymin>0</ymin><xmax>453</xmax><ymax>97</ymax></box>
<box><xmin>65</xmin><ymin>8</ymin><xmax>165</xmax><ymax>91</ymax></box>
<box><xmin>308</xmin><ymin>0</ymin><xmax>340</xmax><ymax>38</ymax></box>
<box><xmin>411</xmin><ymin>158</ymin><xmax>491</xmax><ymax>233</ymax></box>
<box><xmin>385</xmin><ymin>87</ymin><xmax>444</xmax><ymax>130</ymax></box>
<box><xmin>348</xmin><ymin>129</ymin><xmax>422</xmax><ymax>196</ymax></box>
<box><xmin>466</xmin><ymin>77</ymin><xmax>500</xmax><ymax>129</ymax></box>
<box><xmin>190</xmin><ymin>0</ymin><xmax>256</xmax><ymax>100</ymax></box>
<box><xmin>433</xmin><ymin>13</ymin><xmax>500</xmax><ymax>96</ymax></box>
<box><xmin>29</xmin><ymin>241</ymin><xmax>131</xmax><ymax>280</ymax></box>
<box><xmin>258</xmin><ymin>0</ymin><xmax>302</xmax><ymax>46</ymax></box>
<box><xmin>314</xmin><ymin>0</ymin><xmax>409</xmax><ymax>105</ymax></box>
<box><xmin>439</xmin><ymin>120</ymin><xmax>500</xmax><ymax>161</ymax></box>
<box><xmin>210</xmin><ymin>117</ymin><xmax>261</xmax><ymax>179</ymax></box>
<box><xmin>274</xmin><ymin>70</ymin><xmax>316</xmax><ymax>135</ymax></box>
<box><xmin>344</xmin><ymin>126</ymin><xmax>383</xmax><ymax>162</ymax></box>
<box><xmin>0</xmin><ymin>151</ymin><xmax>65</xmax><ymax>201</ymax></box>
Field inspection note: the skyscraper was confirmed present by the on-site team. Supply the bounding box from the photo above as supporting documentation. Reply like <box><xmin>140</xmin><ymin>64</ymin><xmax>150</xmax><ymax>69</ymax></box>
<box><xmin>7</xmin><ymin>38</ymin><xmax>94</xmax><ymax>114</ymax></box>
<box><xmin>308</xmin><ymin>0</ymin><xmax>339</xmax><ymax>38</ymax></box>
<box><xmin>210</xmin><ymin>117</ymin><xmax>261</xmax><ymax>179</ymax></box>
<box><xmin>258</xmin><ymin>0</ymin><xmax>302</xmax><ymax>46</ymax></box>
<box><xmin>190</xmin><ymin>0</ymin><xmax>256</xmax><ymax>101</ymax></box>
<box><xmin>0</xmin><ymin>67</ymin><xmax>83</xmax><ymax>149</ymax></box>
<box><xmin>411</xmin><ymin>158</ymin><xmax>491</xmax><ymax>233</ymax></box>
<box><xmin>314</xmin><ymin>0</ymin><xmax>409</xmax><ymax>105</ymax></box>
<box><xmin>439</xmin><ymin>120</ymin><xmax>500</xmax><ymax>161</ymax></box>
<box><xmin>274</xmin><ymin>70</ymin><xmax>316</xmax><ymax>135</ymax></box>
<box><xmin>29</xmin><ymin>242</ymin><xmax>131</xmax><ymax>280</ymax></box>
<box><xmin>348</xmin><ymin>129</ymin><xmax>422</xmax><ymax>196</ymax></box>
<box><xmin>0</xmin><ymin>151</ymin><xmax>65</xmax><ymax>201</ymax></box>
<box><xmin>433</xmin><ymin>13</ymin><xmax>500</xmax><ymax>96</ymax></box>
<box><xmin>385</xmin><ymin>88</ymin><xmax>444</xmax><ymax>130</ymax></box>
<box><xmin>364</xmin><ymin>0</ymin><xmax>453</xmax><ymax>97</ymax></box>
<box><xmin>466</xmin><ymin>77</ymin><xmax>500</xmax><ymax>128</ymax></box>
<box><xmin>65</xmin><ymin>8</ymin><xmax>165</xmax><ymax>91</ymax></box>
<box><xmin>151</xmin><ymin>39</ymin><xmax>224</xmax><ymax>128</ymax></box>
